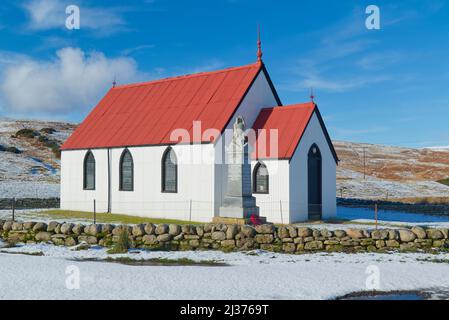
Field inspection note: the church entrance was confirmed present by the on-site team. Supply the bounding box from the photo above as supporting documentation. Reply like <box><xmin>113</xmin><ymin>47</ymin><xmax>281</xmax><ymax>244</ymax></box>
<box><xmin>308</xmin><ymin>144</ymin><xmax>322</xmax><ymax>220</ymax></box>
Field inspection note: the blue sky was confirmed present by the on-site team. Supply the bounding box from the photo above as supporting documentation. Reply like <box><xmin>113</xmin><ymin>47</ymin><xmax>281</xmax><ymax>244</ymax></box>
<box><xmin>0</xmin><ymin>0</ymin><xmax>448</xmax><ymax>148</ymax></box>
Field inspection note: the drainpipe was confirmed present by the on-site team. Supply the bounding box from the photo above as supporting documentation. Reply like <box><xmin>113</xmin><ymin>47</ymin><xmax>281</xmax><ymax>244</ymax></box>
<box><xmin>107</xmin><ymin>148</ymin><xmax>112</xmax><ymax>213</ymax></box>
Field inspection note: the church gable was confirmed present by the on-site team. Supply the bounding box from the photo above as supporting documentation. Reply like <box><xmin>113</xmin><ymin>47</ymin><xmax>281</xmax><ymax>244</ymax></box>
<box><xmin>251</xmin><ymin>103</ymin><xmax>338</xmax><ymax>163</ymax></box>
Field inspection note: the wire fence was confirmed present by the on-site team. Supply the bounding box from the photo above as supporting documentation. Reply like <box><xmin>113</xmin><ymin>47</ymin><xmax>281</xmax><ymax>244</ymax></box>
<box><xmin>2</xmin><ymin>196</ymin><xmax>449</xmax><ymax>225</ymax></box>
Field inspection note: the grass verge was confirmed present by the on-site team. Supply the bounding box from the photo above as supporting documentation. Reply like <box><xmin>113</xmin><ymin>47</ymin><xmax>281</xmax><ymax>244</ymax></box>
<box><xmin>34</xmin><ymin>210</ymin><xmax>200</xmax><ymax>225</ymax></box>
<box><xmin>0</xmin><ymin>250</ymin><xmax>44</xmax><ymax>256</ymax></box>
<box><xmin>74</xmin><ymin>256</ymin><xmax>227</xmax><ymax>267</ymax></box>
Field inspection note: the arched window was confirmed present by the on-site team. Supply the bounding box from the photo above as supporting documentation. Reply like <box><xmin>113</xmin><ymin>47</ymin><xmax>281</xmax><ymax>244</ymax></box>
<box><xmin>83</xmin><ymin>151</ymin><xmax>95</xmax><ymax>190</ymax></box>
<box><xmin>253</xmin><ymin>162</ymin><xmax>269</xmax><ymax>194</ymax></box>
<box><xmin>119</xmin><ymin>149</ymin><xmax>134</xmax><ymax>191</ymax></box>
<box><xmin>162</xmin><ymin>147</ymin><xmax>177</xmax><ymax>193</ymax></box>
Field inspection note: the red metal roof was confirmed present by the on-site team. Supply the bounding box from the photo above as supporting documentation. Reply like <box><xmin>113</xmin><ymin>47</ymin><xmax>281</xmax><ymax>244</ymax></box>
<box><xmin>61</xmin><ymin>62</ymin><xmax>263</xmax><ymax>150</ymax></box>
<box><xmin>251</xmin><ymin>102</ymin><xmax>337</xmax><ymax>161</ymax></box>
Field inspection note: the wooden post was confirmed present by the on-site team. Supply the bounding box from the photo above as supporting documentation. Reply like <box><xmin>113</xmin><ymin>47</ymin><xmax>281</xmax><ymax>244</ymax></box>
<box><xmin>93</xmin><ymin>199</ymin><xmax>96</xmax><ymax>225</ymax></box>
<box><xmin>189</xmin><ymin>199</ymin><xmax>192</xmax><ymax>223</ymax></box>
<box><xmin>279</xmin><ymin>200</ymin><xmax>284</xmax><ymax>225</ymax></box>
<box><xmin>374</xmin><ymin>203</ymin><xmax>378</xmax><ymax>230</ymax></box>
<box><xmin>12</xmin><ymin>197</ymin><xmax>15</xmax><ymax>222</ymax></box>
<box><xmin>362</xmin><ymin>146</ymin><xmax>367</xmax><ymax>180</ymax></box>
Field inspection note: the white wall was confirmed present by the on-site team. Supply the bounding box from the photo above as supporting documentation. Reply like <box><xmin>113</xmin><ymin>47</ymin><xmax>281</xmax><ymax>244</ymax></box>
<box><xmin>289</xmin><ymin>112</ymin><xmax>337</xmax><ymax>222</ymax></box>
<box><xmin>61</xmin><ymin>143</ymin><xmax>216</xmax><ymax>222</ymax></box>
<box><xmin>251</xmin><ymin>159</ymin><xmax>290</xmax><ymax>224</ymax></box>
<box><xmin>61</xmin><ymin>149</ymin><xmax>109</xmax><ymax>213</ymax></box>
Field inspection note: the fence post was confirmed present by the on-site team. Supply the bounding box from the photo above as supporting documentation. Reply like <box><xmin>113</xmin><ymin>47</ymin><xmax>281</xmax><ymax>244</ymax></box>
<box><xmin>279</xmin><ymin>200</ymin><xmax>284</xmax><ymax>225</ymax></box>
<box><xmin>93</xmin><ymin>199</ymin><xmax>96</xmax><ymax>225</ymax></box>
<box><xmin>374</xmin><ymin>203</ymin><xmax>378</xmax><ymax>230</ymax></box>
<box><xmin>189</xmin><ymin>199</ymin><xmax>192</xmax><ymax>223</ymax></box>
<box><xmin>12</xmin><ymin>197</ymin><xmax>15</xmax><ymax>222</ymax></box>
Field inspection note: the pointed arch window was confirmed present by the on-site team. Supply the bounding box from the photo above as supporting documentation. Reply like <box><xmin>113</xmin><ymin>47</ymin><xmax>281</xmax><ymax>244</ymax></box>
<box><xmin>162</xmin><ymin>147</ymin><xmax>177</xmax><ymax>193</ymax></box>
<box><xmin>119</xmin><ymin>149</ymin><xmax>134</xmax><ymax>191</ymax></box>
<box><xmin>83</xmin><ymin>151</ymin><xmax>95</xmax><ymax>190</ymax></box>
<box><xmin>253</xmin><ymin>162</ymin><xmax>269</xmax><ymax>194</ymax></box>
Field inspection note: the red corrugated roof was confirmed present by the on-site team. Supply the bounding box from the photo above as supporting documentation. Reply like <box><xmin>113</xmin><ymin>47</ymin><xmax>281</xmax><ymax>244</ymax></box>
<box><xmin>61</xmin><ymin>62</ymin><xmax>263</xmax><ymax>150</ymax></box>
<box><xmin>251</xmin><ymin>102</ymin><xmax>319</xmax><ymax>160</ymax></box>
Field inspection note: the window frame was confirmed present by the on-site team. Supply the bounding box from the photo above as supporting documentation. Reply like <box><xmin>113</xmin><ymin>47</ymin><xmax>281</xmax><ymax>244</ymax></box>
<box><xmin>83</xmin><ymin>150</ymin><xmax>96</xmax><ymax>190</ymax></box>
<box><xmin>119</xmin><ymin>148</ymin><xmax>134</xmax><ymax>192</ymax></box>
<box><xmin>253</xmin><ymin>162</ymin><xmax>269</xmax><ymax>194</ymax></box>
<box><xmin>161</xmin><ymin>147</ymin><xmax>178</xmax><ymax>193</ymax></box>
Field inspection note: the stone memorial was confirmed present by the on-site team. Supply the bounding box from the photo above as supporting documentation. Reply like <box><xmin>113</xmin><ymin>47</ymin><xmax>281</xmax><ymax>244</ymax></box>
<box><xmin>218</xmin><ymin>116</ymin><xmax>260</xmax><ymax>221</ymax></box>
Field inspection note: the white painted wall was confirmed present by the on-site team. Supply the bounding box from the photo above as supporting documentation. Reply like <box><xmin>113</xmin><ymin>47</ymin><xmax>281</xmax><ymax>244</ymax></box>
<box><xmin>289</xmin><ymin>112</ymin><xmax>337</xmax><ymax>222</ymax></box>
<box><xmin>61</xmin><ymin>143</ymin><xmax>216</xmax><ymax>222</ymax></box>
<box><xmin>251</xmin><ymin>159</ymin><xmax>290</xmax><ymax>224</ymax></box>
<box><xmin>61</xmin><ymin>149</ymin><xmax>109</xmax><ymax>213</ymax></box>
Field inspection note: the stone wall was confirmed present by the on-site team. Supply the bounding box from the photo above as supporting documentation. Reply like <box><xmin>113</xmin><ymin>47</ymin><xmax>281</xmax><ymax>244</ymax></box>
<box><xmin>1</xmin><ymin>219</ymin><xmax>448</xmax><ymax>253</ymax></box>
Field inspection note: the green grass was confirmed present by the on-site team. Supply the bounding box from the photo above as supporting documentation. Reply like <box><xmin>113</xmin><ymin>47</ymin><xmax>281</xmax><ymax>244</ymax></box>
<box><xmin>0</xmin><ymin>250</ymin><xmax>44</xmax><ymax>256</ymax></box>
<box><xmin>417</xmin><ymin>257</ymin><xmax>449</xmax><ymax>264</ymax></box>
<box><xmin>73</xmin><ymin>256</ymin><xmax>226</xmax><ymax>266</ymax></box>
<box><xmin>107</xmin><ymin>228</ymin><xmax>130</xmax><ymax>254</ymax></box>
<box><xmin>437</xmin><ymin>178</ymin><xmax>449</xmax><ymax>187</ymax></box>
<box><xmin>36</xmin><ymin>210</ymin><xmax>201</xmax><ymax>225</ymax></box>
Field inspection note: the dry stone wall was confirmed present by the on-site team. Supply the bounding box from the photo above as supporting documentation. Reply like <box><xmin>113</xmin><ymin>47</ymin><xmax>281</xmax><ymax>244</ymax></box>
<box><xmin>1</xmin><ymin>219</ymin><xmax>448</xmax><ymax>253</ymax></box>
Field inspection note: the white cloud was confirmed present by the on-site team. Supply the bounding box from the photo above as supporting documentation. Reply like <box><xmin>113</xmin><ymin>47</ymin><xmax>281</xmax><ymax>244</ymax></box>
<box><xmin>23</xmin><ymin>0</ymin><xmax>126</xmax><ymax>34</ymax></box>
<box><xmin>0</xmin><ymin>47</ymin><xmax>148</xmax><ymax>115</ymax></box>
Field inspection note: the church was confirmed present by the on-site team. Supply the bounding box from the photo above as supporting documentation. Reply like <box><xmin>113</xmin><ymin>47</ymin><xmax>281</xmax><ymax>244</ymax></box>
<box><xmin>60</xmin><ymin>40</ymin><xmax>338</xmax><ymax>224</ymax></box>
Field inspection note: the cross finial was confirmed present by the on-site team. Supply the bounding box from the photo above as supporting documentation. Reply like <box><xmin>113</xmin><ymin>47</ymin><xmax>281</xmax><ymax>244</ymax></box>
<box><xmin>257</xmin><ymin>25</ymin><xmax>263</xmax><ymax>62</ymax></box>
<box><xmin>112</xmin><ymin>75</ymin><xmax>117</xmax><ymax>88</ymax></box>
<box><xmin>310</xmin><ymin>88</ymin><xmax>315</xmax><ymax>103</ymax></box>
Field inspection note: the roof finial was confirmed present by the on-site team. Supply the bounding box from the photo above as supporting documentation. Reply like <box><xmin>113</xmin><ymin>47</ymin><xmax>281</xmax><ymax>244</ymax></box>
<box><xmin>257</xmin><ymin>25</ymin><xmax>263</xmax><ymax>62</ymax></box>
<box><xmin>310</xmin><ymin>87</ymin><xmax>315</xmax><ymax>103</ymax></box>
<box><xmin>112</xmin><ymin>74</ymin><xmax>117</xmax><ymax>88</ymax></box>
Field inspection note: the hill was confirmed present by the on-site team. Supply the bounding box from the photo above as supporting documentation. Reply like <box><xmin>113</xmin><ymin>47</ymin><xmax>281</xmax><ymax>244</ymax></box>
<box><xmin>0</xmin><ymin>118</ymin><xmax>76</xmax><ymax>198</ymax></box>
<box><xmin>335</xmin><ymin>141</ymin><xmax>449</xmax><ymax>201</ymax></box>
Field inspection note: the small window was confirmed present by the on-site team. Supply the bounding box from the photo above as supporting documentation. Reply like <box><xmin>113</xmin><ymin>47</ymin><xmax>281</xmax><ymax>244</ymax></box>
<box><xmin>253</xmin><ymin>162</ymin><xmax>269</xmax><ymax>194</ymax></box>
<box><xmin>162</xmin><ymin>147</ymin><xmax>177</xmax><ymax>193</ymax></box>
<box><xmin>119</xmin><ymin>149</ymin><xmax>134</xmax><ymax>191</ymax></box>
<box><xmin>83</xmin><ymin>151</ymin><xmax>95</xmax><ymax>190</ymax></box>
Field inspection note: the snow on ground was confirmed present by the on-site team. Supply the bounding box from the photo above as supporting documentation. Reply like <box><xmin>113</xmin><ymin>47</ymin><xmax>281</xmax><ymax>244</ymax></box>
<box><xmin>0</xmin><ymin>181</ymin><xmax>59</xmax><ymax>198</ymax></box>
<box><xmin>0</xmin><ymin>242</ymin><xmax>448</xmax><ymax>300</ymax></box>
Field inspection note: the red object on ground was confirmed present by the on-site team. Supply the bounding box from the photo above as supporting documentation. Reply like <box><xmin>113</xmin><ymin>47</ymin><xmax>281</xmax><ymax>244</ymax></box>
<box><xmin>250</xmin><ymin>214</ymin><xmax>262</xmax><ymax>225</ymax></box>
<box><xmin>61</xmin><ymin>62</ymin><xmax>262</xmax><ymax>150</ymax></box>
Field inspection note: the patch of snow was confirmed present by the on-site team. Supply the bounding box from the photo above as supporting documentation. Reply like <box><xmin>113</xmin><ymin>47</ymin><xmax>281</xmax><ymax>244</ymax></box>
<box><xmin>0</xmin><ymin>244</ymin><xmax>448</xmax><ymax>299</ymax></box>
<box><xmin>0</xmin><ymin>181</ymin><xmax>59</xmax><ymax>198</ymax></box>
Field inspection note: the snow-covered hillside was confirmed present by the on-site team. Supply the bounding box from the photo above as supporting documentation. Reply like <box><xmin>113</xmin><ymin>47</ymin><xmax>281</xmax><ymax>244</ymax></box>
<box><xmin>0</xmin><ymin>118</ymin><xmax>76</xmax><ymax>198</ymax></box>
<box><xmin>335</xmin><ymin>141</ymin><xmax>449</xmax><ymax>200</ymax></box>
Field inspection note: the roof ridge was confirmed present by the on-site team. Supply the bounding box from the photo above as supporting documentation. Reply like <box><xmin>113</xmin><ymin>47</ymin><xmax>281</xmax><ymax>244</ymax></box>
<box><xmin>260</xmin><ymin>102</ymin><xmax>315</xmax><ymax>112</ymax></box>
<box><xmin>113</xmin><ymin>62</ymin><xmax>261</xmax><ymax>90</ymax></box>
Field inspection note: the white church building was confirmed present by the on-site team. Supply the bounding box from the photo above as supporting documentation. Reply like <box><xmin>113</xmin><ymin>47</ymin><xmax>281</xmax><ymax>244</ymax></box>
<box><xmin>60</xmin><ymin>45</ymin><xmax>338</xmax><ymax>224</ymax></box>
